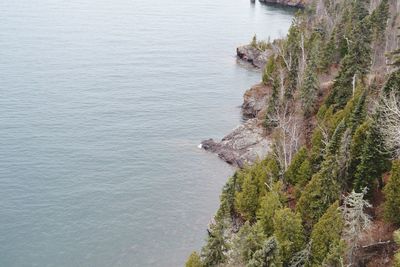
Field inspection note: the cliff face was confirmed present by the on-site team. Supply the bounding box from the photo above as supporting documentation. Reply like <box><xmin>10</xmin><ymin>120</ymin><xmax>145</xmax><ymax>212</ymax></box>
<box><xmin>194</xmin><ymin>0</ymin><xmax>400</xmax><ymax>266</ymax></box>
<box><xmin>259</xmin><ymin>0</ymin><xmax>308</xmax><ymax>8</ymax></box>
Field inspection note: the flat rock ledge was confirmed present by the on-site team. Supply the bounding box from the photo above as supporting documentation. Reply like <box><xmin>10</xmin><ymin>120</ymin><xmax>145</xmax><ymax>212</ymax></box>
<box><xmin>259</xmin><ymin>0</ymin><xmax>306</xmax><ymax>8</ymax></box>
<box><xmin>237</xmin><ymin>45</ymin><xmax>271</xmax><ymax>69</ymax></box>
<box><xmin>201</xmin><ymin>119</ymin><xmax>270</xmax><ymax>167</ymax></box>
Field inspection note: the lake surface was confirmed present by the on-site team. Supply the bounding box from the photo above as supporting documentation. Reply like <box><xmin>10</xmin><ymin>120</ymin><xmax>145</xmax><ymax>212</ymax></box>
<box><xmin>0</xmin><ymin>1</ymin><xmax>293</xmax><ymax>266</ymax></box>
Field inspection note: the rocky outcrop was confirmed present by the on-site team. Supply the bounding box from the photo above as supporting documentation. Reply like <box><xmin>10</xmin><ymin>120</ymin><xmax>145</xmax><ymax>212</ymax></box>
<box><xmin>242</xmin><ymin>83</ymin><xmax>271</xmax><ymax>119</ymax></box>
<box><xmin>259</xmin><ymin>0</ymin><xmax>307</xmax><ymax>8</ymax></box>
<box><xmin>236</xmin><ymin>45</ymin><xmax>271</xmax><ymax>69</ymax></box>
<box><xmin>201</xmin><ymin>119</ymin><xmax>270</xmax><ymax>167</ymax></box>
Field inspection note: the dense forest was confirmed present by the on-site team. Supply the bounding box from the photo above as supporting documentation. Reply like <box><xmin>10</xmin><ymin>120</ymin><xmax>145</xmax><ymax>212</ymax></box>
<box><xmin>186</xmin><ymin>0</ymin><xmax>400</xmax><ymax>266</ymax></box>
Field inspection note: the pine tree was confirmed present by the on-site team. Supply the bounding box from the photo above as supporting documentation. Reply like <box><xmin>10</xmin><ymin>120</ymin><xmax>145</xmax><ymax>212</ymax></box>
<box><xmin>202</xmin><ymin>222</ymin><xmax>228</xmax><ymax>266</ymax></box>
<box><xmin>310</xmin><ymin>201</ymin><xmax>344</xmax><ymax>265</ymax></box>
<box><xmin>273</xmin><ymin>208</ymin><xmax>305</xmax><ymax>265</ymax></box>
<box><xmin>383</xmin><ymin>161</ymin><xmax>400</xmax><ymax>226</ymax></box>
<box><xmin>186</xmin><ymin>252</ymin><xmax>203</xmax><ymax>267</ymax></box>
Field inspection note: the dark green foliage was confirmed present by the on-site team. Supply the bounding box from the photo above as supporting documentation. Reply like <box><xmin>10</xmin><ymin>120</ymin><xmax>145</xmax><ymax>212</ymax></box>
<box><xmin>348</xmin><ymin>90</ymin><xmax>367</xmax><ymax>133</ymax></box>
<box><xmin>257</xmin><ymin>182</ymin><xmax>284</xmax><ymax>236</ymax></box>
<box><xmin>273</xmin><ymin>208</ymin><xmax>306</xmax><ymax>265</ymax></box>
<box><xmin>348</xmin><ymin>121</ymin><xmax>370</xmax><ymax>186</ymax></box>
<box><xmin>369</xmin><ymin>0</ymin><xmax>389</xmax><ymax>40</ymax></box>
<box><xmin>186</xmin><ymin>252</ymin><xmax>203</xmax><ymax>267</ymax></box>
<box><xmin>232</xmin><ymin>221</ymin><xmax>266</xmax><ymax>264</ymax></box>
<box><xmin>353</xmin><ymin>121</ymin><xmax>391</xmax><ymax>194</ymax></box>
<box><xmin>383</xmin><ymin>161</ymin><xmax>400</xmax><ymax>226</ymax></box>
<box><xmin>310</xmin><ymin>201</ymin><xmax>344</xmax><ymax>265</ymax></box>
<box><xmin>285</xmin><ymin>147</ymin><xmax>308</xmax><ymax>184</ymax></box>
<box><xmin>310</xmin><ymin>128</ymin><xmax>325</xmax><ymax>172</ymax></box>
<box><xmin>247</xmin><ymin>237</ymin><xmax>282</xmax><ymax>267</ymax></box>
<box><xmin>301</xmin><ymin>43</ymin><xmax>319</xmax><ymax>116</ymax></box>
<box><xmin>319</xmin><ymin>32</ymin><xmax>336</xmax><ymax>71</ymax></box>
<box><xmin>202</xmin><ymin>222</ymin><xmax>228</xmax><ymax>266</ymax></box>
<box><xmin>216</xmin><ymin>175</ymin><xmax>237</xmax><ymax>221</ymax></box>
<box><xmin>383</xmin><ymin>70</ymin><xmax>400</xmax><ymax>96</ymax></box>
<box><xmin>235</xmin><ymin>172</ymin><xmax>260</xmax><ymax>221</ymax></box>
<box><xmin>284</xmin><ymin>19</ymin><xmax>301</xmax><ymax>99</ymax></box>
<box><xmin>265</xmin><ymin>71</ymin><xmax>280</xmax><ymax>129</ymax></box>
<box><xmin>326</xmin><ymin>0</ymin><xmax>372</xmax><ymax>109</ymax></box>
<box><xmin>263</xmin><ymin>56</ymin><xmax>277</xmax><ymax>85</ymax></box>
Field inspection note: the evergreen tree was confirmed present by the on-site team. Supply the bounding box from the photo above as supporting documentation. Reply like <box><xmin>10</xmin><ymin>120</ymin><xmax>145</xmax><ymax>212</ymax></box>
<box><xmin>231</xmin><ymin>221</ymin><xmax>266</xmax><ymax>264</ymax></box>
<box><xmin>257</xmin><ymin>182</ymin><xmax>284</xmax><ymax>236</ymax></box>
<box><xmin>383</xmin><ymin>161</ymin><xmax>400</xmax><ymax>226</ymax></box>
<box><xmin>273</xmin><ymin>208</ymin><xmax>305</xmax><ymax>265</ymax></box>
<box><xmin>394</xmin><ymin>230</ymin><xmax>400</xmax><ymax>267</ymax></box>
<box><xmin>348</xmin><ymin>90</ymin><xmax>367</xmax><ymax>133</ymax></box>
<box><xmin>319</xmin><ymin>31</ymin><xmax>336</xmax><ymax>71</ymax></box>
<box><xmin>216</xmin><ymin>175</ymin><xmax>236</xmax><ymax>220</ymax></box>
<box><xmin>326</xmin><ymin>0</ymin><xmax>372</xmax><ymax>109</ymax></box>
<box><xmin>247</xmin><ymin>237</ymin><xmax>282</xmax><ymax>267</ymax></box>
<box><xmin>353</xmin><ymin>121</ymin><xmax>390</xmax><ymax>194</ymax></box>
<box><xmin>265</xmin><ymin>71</ymin><xmax>280</xmax><ymax>129</ymax></box>
<box><xmin>348</xmin><ymin>121</ymin><xmax>370</xmax><ymax>185</ymax></box>
<box><xmin>202</xmin><ymin>223</ymin><xmax>228</xmax><ymax>266</ymax></box>
<box><xmin>186</xmin><ymin>252</ymin><xmax>203</xmax><ymax>267</ymax></box>
<box><xmin>310</xmin><ymin>201</ymin><xmax>344</xmax><ymax>265</ymax></box>
<box><xmin>285</xmin><ymin>147</ymin><xmax>308</xmax><ymax>185</ymax></box>
<box><xmin>309</xmin><ymin>128</ymin><xmax>325</xmax><ymax>172</ymax></box>
<box><xmin>235</xmin><ymin>173</ymin><xmax>259</xmax><ymax>221</ymax></box>
<box><xmin>300</xmin><ymin>48</ymin><xmax>319</xmax><ymax>116</ymax></box>
<box><xmin>369</xmin><ymin>0</ymin><xmax>389</xmax><ymax>40</ymax></box>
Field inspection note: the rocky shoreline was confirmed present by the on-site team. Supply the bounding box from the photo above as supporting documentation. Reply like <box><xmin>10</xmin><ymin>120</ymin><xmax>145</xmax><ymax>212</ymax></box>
<box><xmin>200</xmin><ymin>47</ymin><xmax>273</xmax><ymax>166</ymax></box>
<box><xmin>259</xmin><ymin>0</ymin><xmax>307</xmax><ymax>8</ymax></box>
<box><xmin>200</xmin><ymin>0</ymin><xmax>307</xmax><ymax>167</ymax></box>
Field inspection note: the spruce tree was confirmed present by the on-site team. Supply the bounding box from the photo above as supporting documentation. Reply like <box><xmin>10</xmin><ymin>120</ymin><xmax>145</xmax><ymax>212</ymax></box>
<box><xmin>300</xmin><ymin>45</ymin><xmax>319</xmax><ymax>116</ymax></box>
<box><xmin>353</xmin><ymin>121</ymin><xmax>390</xmax><ymax>194</ymax></box>
<box><xmin>369</xmin><ymin>0</ymin><xmax>389</xmax><ymax>40</ymax></box>
<box><xmin>201</xmin><ymin>222</ymin><xmax>228</xmax><ymax>266</ymax></box>
<box><xmin>273</xmin><ymin>208</ymin><xmax>305</xmax><ymax>265</ymax></box>
<box><xmin>383</xmin><ymin>161</ymin><xmax>400</xmax><ymax>226</ymax></box>
<box><xmin>326</xmin><ymin>0</ymin><xmax>372</xmax><ymax>109</ymax></box>
<box><xmin>310</xmin><ymin>201</ymin><xmax>344</xmax><ymax>265</ymax></box>
<box><xmin>348</xmin><ymin>121</ymin><xmax>370</xmax><ymax>185</ymax></box>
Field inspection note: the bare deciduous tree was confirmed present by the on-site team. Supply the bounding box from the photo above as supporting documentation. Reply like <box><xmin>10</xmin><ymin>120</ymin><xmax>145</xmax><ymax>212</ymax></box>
<box><xmin>379</xmin><ymin>92</ymin><xmax>400</xmax><ymax>158</ymax></box>
<box><xmin>271</xmin><ymin>102</ymin><xmax>300</xmax><ymax>172</ymax></box>
<box><xmin>341</xmin><ymin>189</ymin><xmax>372</xmax><ymax>265</ymax></box>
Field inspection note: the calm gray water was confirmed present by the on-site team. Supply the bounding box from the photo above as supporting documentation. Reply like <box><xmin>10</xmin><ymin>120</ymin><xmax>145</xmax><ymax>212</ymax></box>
<box><xmin>0</xmin><ymin>1</ymin><xmax>293</xmax><ymax>266</ymax></box>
